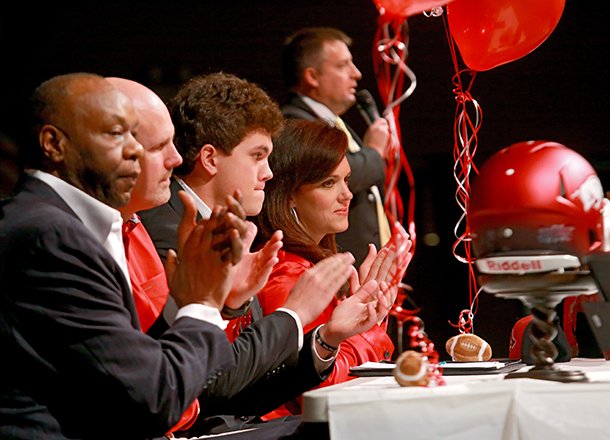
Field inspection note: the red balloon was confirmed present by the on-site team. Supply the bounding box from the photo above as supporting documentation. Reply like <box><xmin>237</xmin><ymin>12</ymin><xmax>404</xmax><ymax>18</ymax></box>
<box><xmin>374</xmin><ymin>0</ymin><xmax>454</xmax><ymax>19</ymax></box>
<box><xmin>447</xmin><ymin>0</ymin><xmax>565</xmax><ymax>71</ymax></box>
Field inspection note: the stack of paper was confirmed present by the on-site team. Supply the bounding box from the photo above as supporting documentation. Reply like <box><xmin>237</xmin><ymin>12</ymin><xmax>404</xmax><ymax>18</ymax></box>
<box><xmin>349</xmin><ymin>359</ymin><xmax>526</xmax><ymax>377</ymax></box>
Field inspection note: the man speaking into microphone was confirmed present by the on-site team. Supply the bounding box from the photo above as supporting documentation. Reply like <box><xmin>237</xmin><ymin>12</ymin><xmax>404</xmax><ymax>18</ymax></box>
<box><xmin>280</xmin><ymin>26</ymin><xmax>391</xmax><ymax>267</ymax></box>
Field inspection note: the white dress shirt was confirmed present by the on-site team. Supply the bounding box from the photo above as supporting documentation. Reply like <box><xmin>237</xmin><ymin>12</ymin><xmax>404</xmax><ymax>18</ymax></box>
<box><xmin>30</xmin><ymin>170</ymin><xmax>226</xmax><ymax>329</ymax></box>
<box><xmin>174</xmin><ymin>177</ymin><xmax>308</xmax><ymax>350</ymax></box>
<box><xmin>30</xmin><ymin>170</ymin><xmax>132</xmax><ymax>288</ymax></box>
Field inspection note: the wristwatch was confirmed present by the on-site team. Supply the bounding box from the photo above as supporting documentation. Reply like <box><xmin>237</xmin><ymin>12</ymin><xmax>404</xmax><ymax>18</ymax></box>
<box><xmin>221</xmin><ymin>297</ymin><xmax>254</xmax><ymax>319</ymax></box>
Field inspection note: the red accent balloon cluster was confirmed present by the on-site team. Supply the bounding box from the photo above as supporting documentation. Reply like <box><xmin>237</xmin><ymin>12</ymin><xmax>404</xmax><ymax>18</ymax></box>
<box><xmin>447</xmin><ymin>0</ymin><xmax>566</xmax><ymax>72</ymax></box>
<box><xmin>371</xmin><ymin>0</ymin><xmax>566</xmax><ymax>376</ymax></box>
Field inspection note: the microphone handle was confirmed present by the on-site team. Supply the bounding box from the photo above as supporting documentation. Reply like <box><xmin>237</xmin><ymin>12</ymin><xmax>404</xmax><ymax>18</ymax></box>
<box><xmin>355</xmin><ymin>90</ymin><xmax>381</xmax><ymax>126</ymax></box>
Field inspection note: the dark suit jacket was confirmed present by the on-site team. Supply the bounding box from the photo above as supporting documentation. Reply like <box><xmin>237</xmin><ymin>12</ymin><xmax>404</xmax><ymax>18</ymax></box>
<box><xmin>0</xmin><ymin>175</ymin><xmax>235</xmax><ymax>440</ymax></box>
<box><xmin>281</xmin><ymin>93</ymin><xmax>387</xmax><ymax>267</ymax></box>
<box><xmin>138</xmin><ymin>180</ymin><xmax>331</xmax><ymax>426</ymax></box>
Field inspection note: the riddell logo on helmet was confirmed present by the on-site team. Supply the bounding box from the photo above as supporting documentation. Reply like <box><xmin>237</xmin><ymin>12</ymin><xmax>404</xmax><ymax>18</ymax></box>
<box><xmin>482</xmin><ymin>259</ymin><xmax>542</xmax><ymax>272</ymax></box>
<box><xmin>476</xmin><ymin>254</ymin><xmax>581</xmax><ymax>274</ymax></box>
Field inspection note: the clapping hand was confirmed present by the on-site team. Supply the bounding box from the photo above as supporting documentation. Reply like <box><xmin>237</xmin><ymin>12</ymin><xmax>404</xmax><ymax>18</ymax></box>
<box><xmin>224</xmin><ymin>223</ymin><xmax>283</xmax><ymax>309</ymax></box>
<box><xmin>165</xmin><ymin>191</ymin><xmax>247</xmax><ymax>310</ymax></box>
<box><xmin>321</xmin><ymin>279</ymin><xmax>392</xmax><ymax>347</ymax></box>
<box><xmin>352</xmin><ymin>221</ymin><xmax>413</xmax><ymax>323</ymax></box>
<box><xmin>283</xmin><ymin>252</ymin><xmax>356</xmax><ymax>327</ymax></box>
<box><xmin>209</xmin><ymin>190</ymin><xmax>249</xmax><ymax>263</ymax></box>
<box><xmin>386</xmin><ymin>220</ymin><xmax>413</xmax><ymax>285</ymax></box>
<box><xmin>358</xmin><ymin>221</ymin><xmax>412</xmax><ymax>288</ymax></box>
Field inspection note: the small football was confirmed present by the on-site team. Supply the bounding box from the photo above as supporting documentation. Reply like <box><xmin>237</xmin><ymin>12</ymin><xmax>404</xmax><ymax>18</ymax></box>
<box><xmin>393</xmin><ymin>350</ymin><xmax>429</xmax><ymax>387</ymax></box>
<box><xmin>445</xmin><ymin>333</ymin><xmax>492</xmax><ymax>362</ymax></box>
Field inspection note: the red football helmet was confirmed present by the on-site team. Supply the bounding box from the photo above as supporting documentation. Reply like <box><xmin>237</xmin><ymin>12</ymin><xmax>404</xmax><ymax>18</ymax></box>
<box><xmin>469</xmin><ymin>141</ymin><xmax>605</xmax><ymax>266</ymax></box>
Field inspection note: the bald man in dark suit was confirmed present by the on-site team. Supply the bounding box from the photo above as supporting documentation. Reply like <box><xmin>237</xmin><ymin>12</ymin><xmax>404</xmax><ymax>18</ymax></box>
<box><xmin>0</xmin><ymin>72</ymin><xmax>242</xmax><ymax>439</ymax></box>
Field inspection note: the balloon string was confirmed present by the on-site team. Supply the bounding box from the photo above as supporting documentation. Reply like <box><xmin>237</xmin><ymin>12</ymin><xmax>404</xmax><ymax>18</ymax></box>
<box><xmin>448</xmin><ymin>287</ymin><xmax>483</xmax><ymax>334</ymax></box>
<box><xmin>373</xmin><ymin>17</ymin><xmax>417</xmax><ymax>251</ymax></box>
<box><xmin>442</xmin><ymin>13</ymin><xmax>482</xmax><ymax>335</ymax></box>
<box><xmin>374</xmin><ymin>14</ymin><xmax>445</xmax><ymax>388</ymax></box>
<box><xmin>373</xmin><ymin>15</ymin><xmax>424</xmax><ymax>355</ymax></box>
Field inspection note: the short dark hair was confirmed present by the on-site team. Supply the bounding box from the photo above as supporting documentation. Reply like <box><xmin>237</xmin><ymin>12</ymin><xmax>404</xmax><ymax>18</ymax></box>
<box><xmin>169</xmin><ymin>72</ymin><xmax>284</xmax><ymax>176</ymax></box>
<box><xmin>282</xmin><ymin>27</ymin><xmax>352</xmax><ymax>89</ymax></box>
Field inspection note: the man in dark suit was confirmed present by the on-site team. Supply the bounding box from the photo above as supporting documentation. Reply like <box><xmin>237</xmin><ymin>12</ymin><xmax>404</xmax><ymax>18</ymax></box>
<box><xmin>121</xmin><ymin>74</ymin><xmax>387</xmax><ymax>436</ymax></box>
<box><xmin>280</xmin><ymin>27</ymin><xmax>392</xmax><ymax>268</ymax></box>
<box><xmin>0</xmin><ymin>73</ymin><xmax>243</xmax><ymax>439</ymax></box>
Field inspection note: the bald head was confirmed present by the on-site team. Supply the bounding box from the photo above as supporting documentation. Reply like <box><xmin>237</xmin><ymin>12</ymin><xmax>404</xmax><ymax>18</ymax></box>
<box><xmin>29</xmin><ymin>72</ymin><xmax>142</xmax><ymax>208</ymax></box>
<box><xmin>30</xmin><ymin>73</ymin><xmax>116</xmax><ymax>168</ymax></box>
<box><xmin>106</xmin><ymin>77</ymin><xmax>170</xmax><ymax>127</ymax></box>
<box><xmin>106</xmin><ymin>77</ymin><xmax>182</xmax><ymax>217</ymax></box>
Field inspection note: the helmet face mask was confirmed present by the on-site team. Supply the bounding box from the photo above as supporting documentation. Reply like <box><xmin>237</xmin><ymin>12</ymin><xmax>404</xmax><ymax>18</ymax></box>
<box><xmin>470</xmin><ymin>141</ymin><xmax>605</xmax><ymax>262</ymax></box>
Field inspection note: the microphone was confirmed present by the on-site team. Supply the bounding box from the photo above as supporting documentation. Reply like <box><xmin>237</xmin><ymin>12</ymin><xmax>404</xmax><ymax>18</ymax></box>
<box><xmin>355</xmin><ymin>89</ymin><xmax>381</xmax><ymax>126</ymax></box>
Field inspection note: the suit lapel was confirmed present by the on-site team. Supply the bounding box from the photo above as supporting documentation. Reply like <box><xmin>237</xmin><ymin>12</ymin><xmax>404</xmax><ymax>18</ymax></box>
<box><xmin>20</xmin><ymin>174</ymin><xmax>79</xmax><ymax>218</ymax></box>
<box><xmin>21</xmin><ymin>175</ymin><xmax>140</xmax><ymax>329</ymax></box>
<box><xmin>168</xmin><ymin>178</ymin><xmax>185</xmax><ymax>219</ymax></box>
<box><xmin>169</xmin><ymin>177</ymin><xmax>205</xmax><ymax>222</ymax></box>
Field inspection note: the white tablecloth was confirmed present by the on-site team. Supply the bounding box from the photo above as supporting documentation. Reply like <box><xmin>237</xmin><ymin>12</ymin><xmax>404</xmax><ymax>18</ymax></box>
<box><xmin>302</xmin><ymin>358</ymin><xmax>610</xmax><ymax>440</ymax></box>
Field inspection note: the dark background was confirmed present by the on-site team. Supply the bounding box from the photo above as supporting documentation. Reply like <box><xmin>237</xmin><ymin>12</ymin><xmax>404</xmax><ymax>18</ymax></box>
<box><xmin>1</xmin><ymin>0</ymin><xmax>608</xmax><ymax>359</ymax></box>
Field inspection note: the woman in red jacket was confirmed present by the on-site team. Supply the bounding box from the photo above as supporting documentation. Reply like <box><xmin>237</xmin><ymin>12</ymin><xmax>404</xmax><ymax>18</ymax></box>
<box><xmin>254</xmin><ymin>119</ymin><xmax>412</xmax><ymax>417</ymax></box>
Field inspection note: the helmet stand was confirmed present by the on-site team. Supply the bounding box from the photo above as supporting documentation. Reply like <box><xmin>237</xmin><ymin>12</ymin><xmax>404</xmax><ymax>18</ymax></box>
<box><xmin>479</xmin><ymin>268</ymin><xmax>596</xmax><ymax>383</ymax></box>
<box><xmin>468</xmin><ymin>141</ymin><xmax>607</xmax><ymax>383</ymax></box>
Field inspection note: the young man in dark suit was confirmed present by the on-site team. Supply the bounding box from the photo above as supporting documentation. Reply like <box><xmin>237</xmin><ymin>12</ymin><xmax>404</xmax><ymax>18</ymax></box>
<box><xmin>280</xmin><ymin>27</ymin><xmax>392</xmax><ymax>268</ymax></box>
<box><xmin>116</xmin><ymin>75</ymin><xmax>390</xmax><ymax>437</ymax></box>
